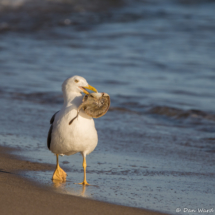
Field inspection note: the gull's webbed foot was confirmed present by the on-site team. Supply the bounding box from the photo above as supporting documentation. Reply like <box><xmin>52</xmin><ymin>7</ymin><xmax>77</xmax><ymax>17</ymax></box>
<box><xmin>52</xmin><ymin>165</ymin><xmax>67</xmax><ymax>182</ymax></box>
<box><xmin>76</xmin><ymin>180</ymin><xmax>91</xmax><ymax>186</ymax></box>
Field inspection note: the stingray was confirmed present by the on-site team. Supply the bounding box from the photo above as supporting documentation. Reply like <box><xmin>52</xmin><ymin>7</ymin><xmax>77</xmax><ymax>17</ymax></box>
<box><xmin>69</xmin><ymin>92</ymin><xmax>110</xmax><ymax>125</ymax></box>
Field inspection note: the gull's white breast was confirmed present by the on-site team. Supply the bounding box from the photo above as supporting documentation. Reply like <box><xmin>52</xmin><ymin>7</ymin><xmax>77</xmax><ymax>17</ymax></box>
<box><xmin>50</xmin><ymin>102</ymin><xmax>98</xmax><ymax>156</ymax></box>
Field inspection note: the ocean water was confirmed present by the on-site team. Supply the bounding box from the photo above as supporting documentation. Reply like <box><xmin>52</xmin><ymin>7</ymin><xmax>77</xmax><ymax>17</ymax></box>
<box><xmin>0</xmin><ymin>0</ymin><xmax>215</xmax><ymax>214</ymax></box>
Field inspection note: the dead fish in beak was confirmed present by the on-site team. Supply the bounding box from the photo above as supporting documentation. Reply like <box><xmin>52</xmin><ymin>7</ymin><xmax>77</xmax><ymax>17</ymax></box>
<box><xmin>69</xmin><ymin>92</ymin><xmax>110</xmax><ymax>125</ymax></box>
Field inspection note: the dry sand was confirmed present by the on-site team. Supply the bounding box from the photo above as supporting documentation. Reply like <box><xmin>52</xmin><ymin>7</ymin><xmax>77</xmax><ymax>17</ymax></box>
<box><xmin>0</xmin><ymin>146</ymin><xmax>166</xmax><ymax>215</ymax></box>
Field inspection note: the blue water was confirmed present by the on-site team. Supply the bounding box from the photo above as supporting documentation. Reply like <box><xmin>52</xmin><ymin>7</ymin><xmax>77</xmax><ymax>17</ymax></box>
<box><xmin>0</xmin><ymin>0</ymin><xmax>215</xmax><ymax>214</ymax></box>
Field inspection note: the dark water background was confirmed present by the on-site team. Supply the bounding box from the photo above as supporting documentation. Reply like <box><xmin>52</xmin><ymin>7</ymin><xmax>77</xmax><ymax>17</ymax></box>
<box><xmin>0</xmin><ymin>0</ymin><xmax>215</xmax><ymax>214</ymax></box>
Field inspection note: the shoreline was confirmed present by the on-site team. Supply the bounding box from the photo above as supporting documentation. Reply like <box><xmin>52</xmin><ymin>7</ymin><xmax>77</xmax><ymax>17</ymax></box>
<box><xmin>0</xmin><ymin>146</ymin><xmax>166</xmax><ymax>215</ymax></box>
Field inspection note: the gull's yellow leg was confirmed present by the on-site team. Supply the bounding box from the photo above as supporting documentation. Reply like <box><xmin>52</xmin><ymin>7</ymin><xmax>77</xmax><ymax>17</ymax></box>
<box><xmin>78</xmin><ymin>156</ymin><xmax>90</xmax><ymax>186</ymax></box>
<box><xmin>52</xmin><ymin>154</ymin><xmax>67</xmax><ymax>181</ymax></box>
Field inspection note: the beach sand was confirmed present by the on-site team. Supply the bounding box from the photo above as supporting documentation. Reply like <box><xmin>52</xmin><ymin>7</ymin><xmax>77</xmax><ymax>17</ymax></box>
<box><xmin>0</xmin><ymin>146</ymin><xmax>165</xmax><ymax>215</ymax></box>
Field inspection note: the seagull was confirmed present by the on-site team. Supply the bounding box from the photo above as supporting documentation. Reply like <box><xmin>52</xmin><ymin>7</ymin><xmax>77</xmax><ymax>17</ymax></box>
<box><xmin>47</xmin><ymin>75</ymin><xmax>98</xmax><ymax>185</ymax></box>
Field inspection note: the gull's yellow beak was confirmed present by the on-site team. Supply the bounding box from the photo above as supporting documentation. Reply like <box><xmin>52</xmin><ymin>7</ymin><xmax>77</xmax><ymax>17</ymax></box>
<box><xmin>81</xmin><ymin>85</ymin><xmax>98</xmax><ymax>94</ymax></box>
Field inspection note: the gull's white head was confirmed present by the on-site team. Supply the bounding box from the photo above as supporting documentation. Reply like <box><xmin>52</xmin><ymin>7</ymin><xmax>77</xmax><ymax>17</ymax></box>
<box><xmin>62</xmin><ymin>75</ymin><xmax>97</xmax><ymax>102</ymax></box>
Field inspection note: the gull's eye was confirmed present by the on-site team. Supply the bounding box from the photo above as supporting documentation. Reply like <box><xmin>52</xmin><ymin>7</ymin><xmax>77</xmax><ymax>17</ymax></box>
<box><xmin>75</xmin><ymin>79</ymin><xmax>79</xmax><ymax>83</ymax></box>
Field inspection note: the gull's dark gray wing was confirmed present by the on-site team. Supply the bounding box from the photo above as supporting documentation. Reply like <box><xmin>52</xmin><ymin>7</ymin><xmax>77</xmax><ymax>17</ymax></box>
<box><xmin>47</xmin><ymin>111</ymin><xmax>59</xmax><ymax>150</ymax></box>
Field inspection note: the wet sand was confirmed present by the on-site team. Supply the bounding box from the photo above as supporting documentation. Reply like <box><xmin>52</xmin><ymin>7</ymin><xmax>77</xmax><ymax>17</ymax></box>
<box><xmin>0</xmin><ymin>146</ymin><xmax>165</xmax><ymax>215</ymax></box>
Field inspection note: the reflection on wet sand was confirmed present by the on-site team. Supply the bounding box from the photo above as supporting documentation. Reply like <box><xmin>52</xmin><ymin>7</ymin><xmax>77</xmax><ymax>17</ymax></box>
<box><xmin>52</xmin><ymin>180</ymin><xmax>88</xmax><ymax>197</ymax></box>
<box><xmin>52</xmin><ymin>179</ymin><xmax>66</xmax><ymax>188</ymax></box>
